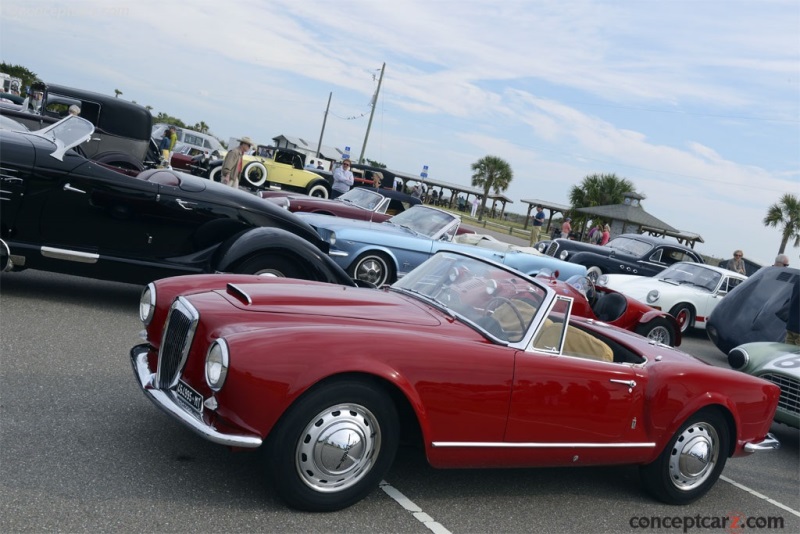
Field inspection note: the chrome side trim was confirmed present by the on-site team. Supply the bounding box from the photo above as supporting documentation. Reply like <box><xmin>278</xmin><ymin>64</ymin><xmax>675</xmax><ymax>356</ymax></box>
<box><xmin>432</xmin><ymin>441</ymin><xmax>656</xmax><ymax>448</ymax></box>
<box><xmin>41</xmin><ymin>246</ymin><xmax>99</xmax><ymax>263</ymax></box>
<box><xmin>743</xmin><ymin>433</ymin><xmax>780</xmax><ymax>453</ymax></box>
<box><xmin>130</xmin><ymin>344</ymin><xmax>262</xmax><ymax>448</ymax></box>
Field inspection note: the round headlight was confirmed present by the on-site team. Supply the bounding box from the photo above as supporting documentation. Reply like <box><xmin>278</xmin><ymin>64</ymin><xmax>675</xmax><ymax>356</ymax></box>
<box><xmin>139</xmin><ymin>283</ymin><xmax>156</xmax><ymax>325</ymax></box>
<box><xmin>728</xmin><ymin>348</ymin><xmax>749</xmax><ymax>370</ymax></box>
<box><xmin>596</xmin><ymin>275</ymin><xmax>609</xmax><ymax>286</ymax></box>
<box><xmin>646</xmin><ymin>290</ymin><xmax>659</xmax><ymax>304</ymax></box>
<box><xmin>205</xmin><ymin>339</ymin><xmax>229</xmax><ymax>391</ymax></box>
<box><xmin>559</xmin><ymin>250</ymin><xmax>569</xmax><ymax>261</ymax></box>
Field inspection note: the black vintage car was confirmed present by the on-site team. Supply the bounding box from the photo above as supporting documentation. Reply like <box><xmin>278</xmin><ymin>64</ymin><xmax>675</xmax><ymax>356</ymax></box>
<box><xmin>0</xmin><ymin>116</ymin><xmax>353</xmax><ymax>286</ymax></box>
<box><xmin>707</xmin><ymin>266</ymin><xmax>799</xmax><ymax>354</ymax></box>
<box><xmin>544</xmin><ymin>233</ymin><xmax>704</xmax><ymax>281</ymax></box>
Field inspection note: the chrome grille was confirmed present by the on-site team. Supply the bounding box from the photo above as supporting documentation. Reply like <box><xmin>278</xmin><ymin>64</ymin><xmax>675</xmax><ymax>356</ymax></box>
<box><xmin>761</xmin><ymin>373</ymin><xmax>800</xmax><ymax>415</ymax></box>
<box><xmin>156</xmin><ymin>297</ymin><xmax>199</xmax><ymax>389</ymax></box>
<box><xmin>545</xmin><ymin>242</ymin><xmax>559</xmax><ymax>256</ymax></box>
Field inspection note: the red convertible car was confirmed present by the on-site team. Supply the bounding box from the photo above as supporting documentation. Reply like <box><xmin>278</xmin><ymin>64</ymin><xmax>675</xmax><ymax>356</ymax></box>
<box><xmin>130</xmin><ymin>251</ymin><xmax>779</xmax><ymax>512</ymax></box>
<box><xmin>538</xmin><ymin>273</ymin><xmax>681</xmax><ymax>346</ymax></box>
<box><xmin>259</xmin><ymin>186</ymin><xmax>421</xmax><ymax>222</ymax></box>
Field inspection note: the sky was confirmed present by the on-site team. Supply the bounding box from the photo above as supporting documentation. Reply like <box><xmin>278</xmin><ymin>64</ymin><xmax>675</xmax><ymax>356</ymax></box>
<box><xmin>2</xmin><ymin>0</ymin><xmax>798</xmax><ymax>265</ymax></box>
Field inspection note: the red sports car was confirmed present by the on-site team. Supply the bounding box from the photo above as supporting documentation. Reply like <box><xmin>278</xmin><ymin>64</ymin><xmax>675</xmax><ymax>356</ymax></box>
<box><xmin>537</xmin><ymin>272</ymin><xmax>681</xmax><ymax>346</ymax></box>
<box><xmin>131</xmin><ymin>251</ymin><xmax>779</xmax><ymax>512</ymax></box>
<box><xmin>259</xmin><ymin>186</ymin><xmax>421</xmax><ymax>222</ymax></box>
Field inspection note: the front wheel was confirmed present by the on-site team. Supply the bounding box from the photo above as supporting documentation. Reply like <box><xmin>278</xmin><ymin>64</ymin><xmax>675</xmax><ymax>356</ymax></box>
<box><xmin>636</xmin><ymin>317</ymin><xmax>675</xmax><ymax>346</ymax></box>
<box><xmin>669</xmin><ymin>304</ymin><xmax>695</xmax><ymax>333</ymax></box>
<box><xmin>208</xmin><ymin>166</ymin><xmax>222</xmax><ymax>182</ymax></box>
<box><xmin>266</xmin><ymin>380</ymin><xmax>399</xmax><ymax>512</ymax></box>
<box><xmin>640</xmin><ymin>409</ymin><xmax>729</xmax><ymax>504</ymax></box>
<box><xmin>235</xmin><ymin>254</ymin><xmax>307</xmax><ymax>278</ymax></box>
<box><xmin>348</xmin><ymin>252</ymin><xmax>394</xmax><ymax>286</ymax></box>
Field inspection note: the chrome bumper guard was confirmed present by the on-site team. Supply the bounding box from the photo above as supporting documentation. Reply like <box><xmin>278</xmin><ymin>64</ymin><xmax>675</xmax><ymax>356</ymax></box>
<box><xmin>130</xmin><ymin>344</ymin><xmax>262</xmax><ymax>448</ymax></box>
<box><xmin>743</xmin><ymin>433</ymin><xmax>780</xmax><ymax>453</ymax></box>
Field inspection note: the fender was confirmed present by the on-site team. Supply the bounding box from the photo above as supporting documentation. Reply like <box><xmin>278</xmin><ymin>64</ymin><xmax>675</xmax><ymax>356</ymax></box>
<box><xmin>212</xmin><ymin>227</ymin><xmax>354</xmax><ymax>286</ymax></box>
<box><xmin>567</xmin><ymin>250</ymin><xmax>615</xmax><ymax>266</ymax></box>
<box><xmin>93</xmin><ymin>150</ymin><xmax>145</xmax><ymax>171</ymax></box>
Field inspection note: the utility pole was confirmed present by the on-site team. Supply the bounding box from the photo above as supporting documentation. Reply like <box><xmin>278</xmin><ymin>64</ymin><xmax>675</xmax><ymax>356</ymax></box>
<box><xmin>358</xmin><ymin>62</ymin><xmax>384</xmax><ymax>164</ymax></box>
<box><xmin>316</xmin><ymin>92</ymin><xmax>332</xmax><ymax>158</ymax></box>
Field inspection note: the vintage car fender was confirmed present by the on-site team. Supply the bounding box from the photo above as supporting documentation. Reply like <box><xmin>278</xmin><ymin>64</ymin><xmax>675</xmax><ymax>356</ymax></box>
<box><xmin>642</xmin><ymin>362</ymin><xmax>778</xmax><ymax>460</ymax></box>
<box><xmin>567</xmin><ymin>250</ymin><xmax>620</xmax><ymax>268</ymax></box>
<box><xmin>93</xmin><ymin>150</ymin><xmax>145</xmax><ymax>172</ymax></box>
<box><xmin>212</xmin><ymin>227</ymin><xmax>353</xmax><ymax>285</ymax></box>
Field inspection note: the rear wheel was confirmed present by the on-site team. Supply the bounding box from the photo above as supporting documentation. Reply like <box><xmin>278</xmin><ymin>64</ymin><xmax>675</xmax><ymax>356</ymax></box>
<box><xmin>348</xmin><ymin>252</ymin><xmax>394</xmax><ymax>286</ymax></box>
<box><xmin>266</xmin><ymin>380</ymin><xmax>399</xmax><ymax>512</ymax></box>
<box><xmin>669</xmin><ymin>303</ymin><xmax>695</xmax><ymax>333</ymax></box>
<box><xmin>243</xmin><ymin>161</ymin><xmax>268</xmax><ymax>187</ymax></box>
<box><xmin>636</xmin><ymin>318</ymin><xmax>675</xmax><ymax>346</ymax></box>
<box><xmin>235</xmin><ymin>254</ymin><xmax>307</xmax><ymax>278</ymax></box>
<box><xmin>640</xmin><ymin>409</ymin><xmax>729</xmax><ymax>504</ymax></box>
<box><xmin>307</xmin><ymin>181</ymin><xmax>329</xmax><ymax>198</ymax></box>
<box><xmin>586</xmin><ymin>266</ymin><xmax>603</xmax><ymax>283</ymax></box>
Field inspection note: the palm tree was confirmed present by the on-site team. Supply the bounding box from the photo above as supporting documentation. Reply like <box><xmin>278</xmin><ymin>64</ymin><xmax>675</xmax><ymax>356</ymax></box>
<box><xmin>568</xmin><ymin>173</ymin><xmax>636</xmax><ymax>235</ymax></box>
<box><xmin>470</xmin><ymin>155</ymin><xmax>513</xmax><ymax>222</ymax></box>
<box><xmin>114</xmin><ymin>88</ymin><xmax>123</xmax><ymax>98</ymax></box>
<box><xmin>763</xmin><ymin>193</ymin><xmax>800</xmax><ymax>253</ymax></box>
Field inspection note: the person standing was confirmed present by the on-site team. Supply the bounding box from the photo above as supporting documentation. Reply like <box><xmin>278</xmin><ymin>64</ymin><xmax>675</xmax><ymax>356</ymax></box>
<box><xmin>561</xmin><ymin>217</ymin><xmax>572</xmax><ymax>238</ymax></box>
<box><xmin>726</xmin><ymin>250</ymin><xmax>746</xmax><ymax>275</ymax></box>
<box><xmin>221</xmin><ymin>136</ymin><xmax>253</xmax><ymax>189</ymax></box>
<box><xmin>529</xmin><ymin>205</ymin><xmax>545</xmax><ymax>245</ymax></box>
<box><xmin>600</xmin><ymin>224</ymin><xmax>611</xmax><ymax>245</ymax></box>
<box><xmin>331</xmin><ymin>159</ymin><xmax>354</xmax><ymax>199</ymax></box>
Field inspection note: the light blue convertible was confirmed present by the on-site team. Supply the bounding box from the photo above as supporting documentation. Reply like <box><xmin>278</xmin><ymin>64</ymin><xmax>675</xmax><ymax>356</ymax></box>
<box><xmin>297</xmin><ymin>205</ymin><xmax>586</xmax><ymax>286</ymax></box>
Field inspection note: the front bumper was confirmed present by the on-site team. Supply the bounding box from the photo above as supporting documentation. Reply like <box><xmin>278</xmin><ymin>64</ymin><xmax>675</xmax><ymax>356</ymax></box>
<box><xmin>130</xmin><ymin>344</ymin><xmax>262</xmax><ymax>449</ymax></box>
<box><xmin>743</xmin><ymin>433</ymin><xmax>780</xmax><ymax>453</ymax></box>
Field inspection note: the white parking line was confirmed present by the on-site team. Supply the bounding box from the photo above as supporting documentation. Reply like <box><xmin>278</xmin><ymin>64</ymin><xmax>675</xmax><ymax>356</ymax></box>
<box><xmin>380</xmin><ymin>480</ymin><xmax>452</xmax><ymax>534</ymax></box>
<box><xmin>721</xmin><ymin>475</ymin><xmax>800</xmax><ymax>518</ymax></box>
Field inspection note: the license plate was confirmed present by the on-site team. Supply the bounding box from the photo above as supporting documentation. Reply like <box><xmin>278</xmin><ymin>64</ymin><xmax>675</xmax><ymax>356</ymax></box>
<box><xmin>175</xmin><ymin>380</ymin><xmax>203</xmax><ymax>414</ymax></box>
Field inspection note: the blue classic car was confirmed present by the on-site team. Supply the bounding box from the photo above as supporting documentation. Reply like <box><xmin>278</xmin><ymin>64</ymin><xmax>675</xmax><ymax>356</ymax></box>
<box><xmin>297</xmin><ymin>206</ymin><xmax>587</xmax><ymax>286</ymax></box>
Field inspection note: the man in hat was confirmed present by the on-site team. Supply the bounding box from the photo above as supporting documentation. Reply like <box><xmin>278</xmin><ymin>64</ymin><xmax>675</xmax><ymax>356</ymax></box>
<box><xmin>529</xmin><ymin>205</ymin><xmax>545</xmax><ymax>245</ymax></box>
<box><xmin>221</xmin><ymin>136</ymin><xmax>254</xmax><ymax>189</ymax></box>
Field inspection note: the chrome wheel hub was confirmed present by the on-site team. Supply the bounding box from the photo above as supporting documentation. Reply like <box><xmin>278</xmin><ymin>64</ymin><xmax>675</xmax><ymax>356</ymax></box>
<box><xmin>296</xmin><ymin>403</ymin><xmax>380</xmax><ymax>493</ymax></box>
<box><xmin>356</xmin><ymin>259</ymin><xmax>385</xmax><ymax>285</ymax></box>
<box><xmin>668</xmin><ymin>422</ymin><xmax>719</xmax><ymax>490</ymax></box>
<box><xmin>646</xmin><ymin>326</ymin><xmax>670</xmax><ymax>345</ymax></box>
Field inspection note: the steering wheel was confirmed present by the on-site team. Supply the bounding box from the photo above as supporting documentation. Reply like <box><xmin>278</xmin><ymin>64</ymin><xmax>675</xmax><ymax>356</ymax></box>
<box><xmin>485</xmin><ymin>296</ymin><xmax>525</xmax><ymax>333</ymax></box>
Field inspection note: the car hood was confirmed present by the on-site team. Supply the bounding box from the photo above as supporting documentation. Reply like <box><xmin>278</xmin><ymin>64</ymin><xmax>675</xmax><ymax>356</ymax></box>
<box><xmin>216</xmin><ymin>280</ymin><xmax>442</xmax><ymax>326</ymax></box>
<box><xmin>297</xmin><ymin>212</ymin><xmax>413</xmax><ymax>236</ymax></box>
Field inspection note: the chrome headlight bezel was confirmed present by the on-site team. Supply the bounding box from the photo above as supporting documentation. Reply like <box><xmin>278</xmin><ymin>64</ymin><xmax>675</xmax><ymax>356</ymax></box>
<box><xmin>139</xmin><ymin>283</ymin><xmax>156</xmax><ymax>325</ymax></box>
<box><xmin>205</xmin><ymin>339</ymin><xmax>230</xmax><ymax>392</ymax></box>
<box><xmin>559</xmin><ymin>250</ymin><xmax>569</xmax><ymax>261</ymax></box>
<box><xmin>646</xmin><ymin>289</ymin><xmax>660</xmax><ymax>304</ymax></box>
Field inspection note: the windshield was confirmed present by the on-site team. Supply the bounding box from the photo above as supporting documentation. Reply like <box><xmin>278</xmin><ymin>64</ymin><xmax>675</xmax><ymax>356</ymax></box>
<box><xmin>34</xmin><ymin>115</ymin><xmax>94</xmax><ymax>161</ymax></box>
<box><xmin>392</xmin><ymin>252</ymin><xmax>547</xmax><ymax>343</ymax></box>
<box><xmin>605</xmin><ymin>236</ymin><xmax>654</xmax><ymax>256</ymax></box>
<box><xmin>659</xmin><ymin>263</ymin><xmax>721</xmax><ymax>291</ymax></box>
<box><xmin>385</xmin><ymin>205</ymin><xmax>460</xmax><ymax>239</ymax></box>
<box><xmin>339</xmin><ymin>188</ymin><xmax>384</xmax><ymax>210</ymax></box>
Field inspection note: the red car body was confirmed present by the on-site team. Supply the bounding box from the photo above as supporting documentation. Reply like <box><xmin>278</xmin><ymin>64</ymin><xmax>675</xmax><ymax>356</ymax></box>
<box><xmin>536</xmin><ymin>273</ymin><xmax>682</xmax><ymax>346</ymax></box>
<box><xmin>131</xmin><ymin>252</ymin><xmax>779</xmax><ymax>512</ymax></box>
<box><xmin>259</xmin><ymin>187</ymin><xmax>421</xmax><ymax>223</ymax></box>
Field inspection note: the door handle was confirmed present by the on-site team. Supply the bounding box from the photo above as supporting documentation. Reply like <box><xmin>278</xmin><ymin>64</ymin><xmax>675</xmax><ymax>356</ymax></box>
<box><xmin>63</xmin><ymin>183</ymin><xmax>86</xmax><ymax>194</ymax></box>
<box><xmin>609</xmin><ymin>379</ymin><xmax>636</xmax><ymax>388</ymax></box>
<box><xmin>175</xmin><ymin>199</ymin><xmax>195</xmax><ymax>210</ymax></box>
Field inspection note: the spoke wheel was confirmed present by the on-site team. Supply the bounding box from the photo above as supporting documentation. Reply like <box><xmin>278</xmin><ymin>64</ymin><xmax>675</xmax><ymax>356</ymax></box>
<box><xmin>636</xmin><ymin>317</ymin><xmax>675</xmax><ymax>346</ymax></box>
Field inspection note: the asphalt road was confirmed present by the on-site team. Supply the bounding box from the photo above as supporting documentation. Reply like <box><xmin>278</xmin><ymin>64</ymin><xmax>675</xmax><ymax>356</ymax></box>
<box><xmin>1</xmin><ymin>269</ymin><xmax>798</xmax><ymax>534</ymax></box>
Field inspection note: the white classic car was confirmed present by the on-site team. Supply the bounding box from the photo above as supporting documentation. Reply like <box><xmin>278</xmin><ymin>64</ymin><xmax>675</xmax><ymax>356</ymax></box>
<box><xmin>597</xmin><ymin>262</ymin><xmax>747</xmax><ymax>333</ymax></box>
